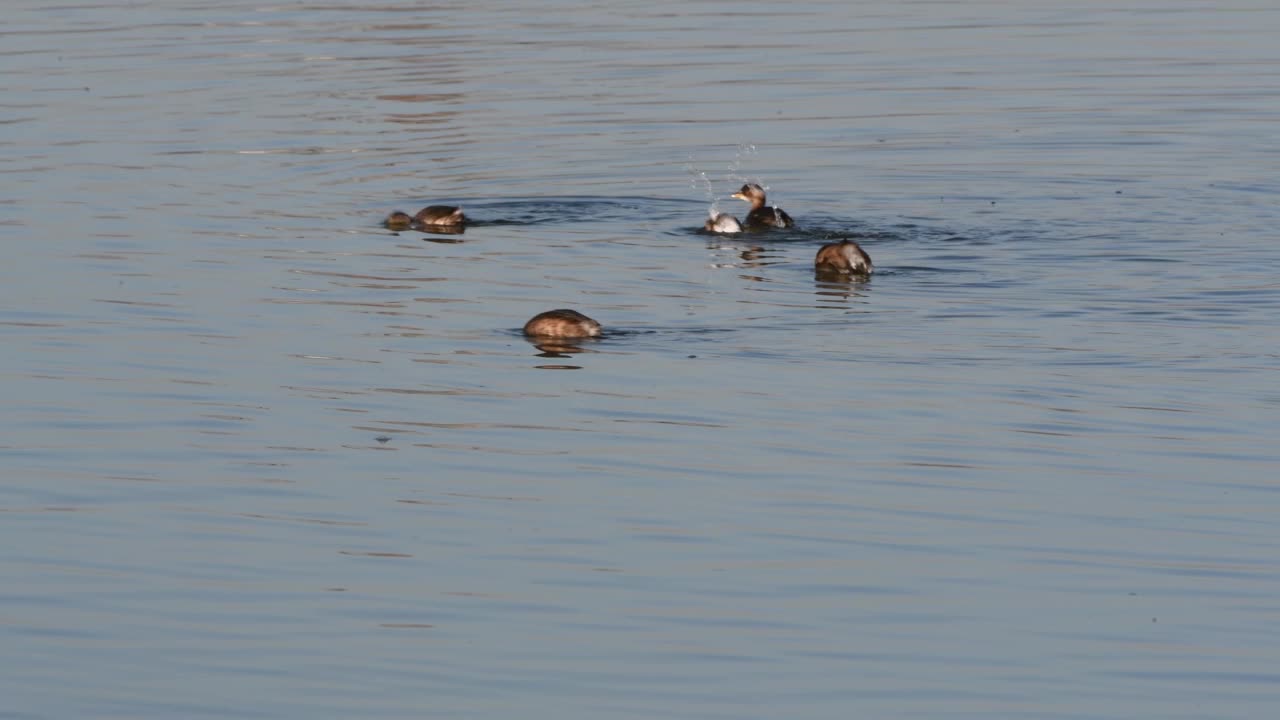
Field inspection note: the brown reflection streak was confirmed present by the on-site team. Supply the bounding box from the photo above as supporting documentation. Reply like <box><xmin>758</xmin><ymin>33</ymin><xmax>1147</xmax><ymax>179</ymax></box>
<box><xmin>902</xmin><ymin>461</ymin><xmax>977</xmax><ymax>469</ymax></box>
<box><xmin>286</xmin><ymin>354</ymin><xmax>381</xmax><ymax>364</ymax></box>
<box><xmin>282</xmin><ymin>385</ymin><xmax>368</xmax><ymax>396</ymax></box>
<box><xmin>338</xmin><ymin>551</ymin><xmax>413</xmax><ymax>558</ymax></box>
<box><xmin>814</xmin><ymin>277</ymin><xmax>868</xmax><ymax>302</ymax></box>
<box><xmin>370</xmin><ymin>387</ymin><xmax>514</xmax><ymax>396</ymax></box>
<box><xmin>377</xmin><ymin>420</ymin><xmax>592</xmax><ymax>432</ymax></box>
<box><xmin>264</xmin><ymin>299</ymin><xmax>406</xmax><ymax>308</ymax></box>
<box><xmin>611</xmin><ymin>419</ymin><xmax>726</xmax><ymax>428</ymax></box>
<box><xmin>529</xmin><ymin>339</ymin><xmax>595</xmax><ymax>356</ymax></box>
<box><xmin>378</xmin><ymin>93</ymin><xmax>463</xmax><ymax>103</ymax></box>
<box><xmin>352</xmin><ymin>425</ymin><xmax>411</xmax><ymax>435</ymax></box>
<box><xmin>410</xmin><ymin>442</ymin><xmax>570</xmax><ymax>456</ymax></box>
<box><xmin>576</xmin><ymin>390</ymin><xmax>658</xmax><ymax>399</ymax></box>
<box><xmin>444</xmin><ymin>493</ymin><xmax>541</xmax><ymax>502</ymax></box>
<box><xmin>1012</xmin><ymin>428</ymin><xmax>1074</xmax><ymax>437</ymax></box>
<box><xmin>290</xmin><ymin>270</ymin><xmax>448</xmax><ymax>282</ymax></box>
<box><xmin>386</xmin><ymin>113</ymin><xmax>460</xmax><ymax>126</ymax></box>
<box><xmin>239</xmin><ymin>513</ymin><xmax>367</xmax><ymax>527</ymax></box>
<box><xmin>1118</xmin><ymin>405</ymin><xmax>1192</xmax><ymax>413</ymax></box>
<box><xmin>94</xmin><ymin>298</ymin><xmax>174</xmax><ymax>308</ymax></box>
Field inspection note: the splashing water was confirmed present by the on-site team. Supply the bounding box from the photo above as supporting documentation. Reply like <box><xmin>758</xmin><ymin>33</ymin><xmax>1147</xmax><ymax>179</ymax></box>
<box><xmin>687</xmin><ymin>159</ymin><xmax>723</xmax><ymax>217</ymax></box>
<box><xmin>726</xmin><ymin>143</ymin><xmax>761</xmax><ymax>187</ymax></box>
<box><xmin>725</xmin><ymin>144</ymin><xmax>794</xmax><ymax>224</ymax></box>
<box><xmin>686</xmin><ymin>161</ymin><xmax>714</xmax><ymax>199</ymax></box>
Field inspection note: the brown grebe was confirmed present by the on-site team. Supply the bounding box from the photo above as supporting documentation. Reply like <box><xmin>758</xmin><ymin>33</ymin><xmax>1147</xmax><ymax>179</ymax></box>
<box><xmin>523</xmin><ymin>309</ymin><xmax>602</xmax><ymax>339</ymax></box>
<box><xmin>384</xmin><ymin>211</ymin><xmax>414</xmax><ymax>230</ymax></box>
<box><xmin>385</xmin><ymin>205</ymin><xmax>466</xmax><ymax>230</ymax></box>
<box><xmin>730</xmin><ymin>183</ymin><xmax>794</xmax><ymax>229</ymax></box>
<box><xmin>814</xmin><ymin>239</ymin><xmax>873</xmax><ymax>276</ymax></box>
<box><xmin>413</xmin><ymin>205</ymin><xmax>466</xmax><ymax>227</ymax></box>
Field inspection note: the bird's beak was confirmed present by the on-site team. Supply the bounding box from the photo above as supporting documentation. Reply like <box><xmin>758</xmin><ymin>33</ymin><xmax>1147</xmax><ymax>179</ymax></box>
<box><xmin>730</xmin><ymin>192</ymin><xmax>745</xmax><ymax>200</ymax></box>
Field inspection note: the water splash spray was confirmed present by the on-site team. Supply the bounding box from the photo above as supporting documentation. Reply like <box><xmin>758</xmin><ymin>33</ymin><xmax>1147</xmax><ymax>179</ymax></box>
<box><xmin>726</xmin><ymin>143</ymin><xmax>762</xmax><ymax>187</ymax></box>
<box><xmin>687</xmin><ymin>157</ymin><xmax>721</xmax><ymax>217</ymax></box>
<box><xmin>725</xmin><ymin>143</ymin><xmax>785</xmax><ymax>219</ymax></box>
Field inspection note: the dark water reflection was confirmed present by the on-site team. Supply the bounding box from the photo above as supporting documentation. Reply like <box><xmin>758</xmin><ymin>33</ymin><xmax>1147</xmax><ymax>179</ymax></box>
<box><xmin>5</xmin><ymin>0</ymin><xmax>1280</xmax><ymax>718</ymax></box>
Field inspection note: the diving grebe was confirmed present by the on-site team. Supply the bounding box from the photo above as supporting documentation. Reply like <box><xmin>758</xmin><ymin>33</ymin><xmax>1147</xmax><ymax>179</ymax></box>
<box><xmin>384</xmin><ymin>211</ymin><xmax>414</xmax><ymax>230</ymax></box>
<box><xmin>814</xmin><ymin>240</ymin><xmax>873</xmax><ymax>276</ymax></box>
<box><xmin>523</xmin><ymin>309</ymin><xmax>602</xmax><ymax>339</ymax></box>
<box><xmin>414</xmin><ymin>205</ymin><xmax>466</xmax><ymax>227</ymax></box>
<box><xmin>704</xmin><ymin>211</ymin><xmax>743</xmax><ymax>234</ymax></box>
<box><xmin>730</xmin><ymin>183</ymin><xmax>794</xmax><ymax>229</ymax></box>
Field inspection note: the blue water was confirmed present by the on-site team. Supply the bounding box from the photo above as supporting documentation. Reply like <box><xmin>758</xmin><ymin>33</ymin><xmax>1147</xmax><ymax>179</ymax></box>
<box><xmin>3</xmin><ymin>1</ymin><xmax>1280</xmax><ymax>718</ymax></box>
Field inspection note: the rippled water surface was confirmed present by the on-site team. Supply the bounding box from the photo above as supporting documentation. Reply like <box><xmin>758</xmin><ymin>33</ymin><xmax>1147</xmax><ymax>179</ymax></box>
<box><xmin>4</xmin><ymin>1</ymin><xmax>1280</xmax><ymax>718</ymax></box>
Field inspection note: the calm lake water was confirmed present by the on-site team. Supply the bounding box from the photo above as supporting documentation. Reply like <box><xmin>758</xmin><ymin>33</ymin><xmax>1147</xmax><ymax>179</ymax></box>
<box><xmin>4</xmin><ymin>1</ymin><xmax>1280</xmax><ymax>718</ymax></box>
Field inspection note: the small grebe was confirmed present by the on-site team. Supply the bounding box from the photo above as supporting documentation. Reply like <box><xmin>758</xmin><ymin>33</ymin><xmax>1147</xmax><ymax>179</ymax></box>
<box><xmin>523</xmin><ymin>309</ymin><xmax>602</xmax><ymax>339</ymax></box>
<box><xmin>414</xmin><ymin>205</ymin><xmax>466</xmax><ymax>227</ymax></box>
<box><xmin>384</xmin><ymin>211</ymin><xmax>414</xmax><ymax>230</ymax></box>
<box><xmin>730</xmin><ymin>183</ymin><xmax>794</xmax><ymax>229</ymax></box>
<box><xmin>704</xmin><ymin>211</ymin><xmax>743</xmax><ymax>234</ymax></box>
<box><xmin>814</xmin><ymin>239</ymin><xmax>873</xmax><ymax>276</ymax></box>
